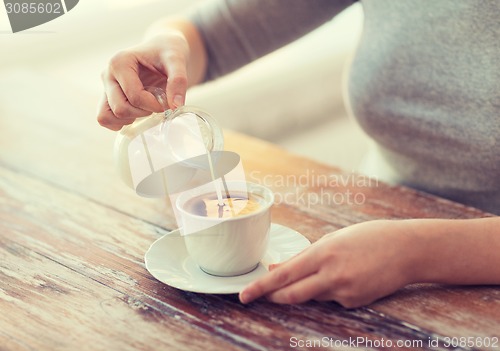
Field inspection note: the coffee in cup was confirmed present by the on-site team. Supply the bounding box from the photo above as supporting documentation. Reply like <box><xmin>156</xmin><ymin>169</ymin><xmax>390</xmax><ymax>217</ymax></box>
<box><xmin>183</xmin><ymin>192</ymin><xmax>261</xmax><ymax>219</ymax></box>
<box><xmin>176</xmin><ymin>181</ymin><xmax>273</xmax><ymax>276</ymax></box>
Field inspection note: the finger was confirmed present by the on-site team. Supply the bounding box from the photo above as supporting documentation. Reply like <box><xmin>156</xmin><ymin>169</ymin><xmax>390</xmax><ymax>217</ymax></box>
<box><xmin>268</xmin><ymin>263</ymin><xmax>281</xmax><ymax>271</ymax></box>
<box><xmin>104</xmin><ymin>79</ymin><xmax>154</xmax><ymax>120</ymax></box>
<box><xmin>161</xmin><ymin>51</ymin><xmax>188</xmax><ymax>108</ymax></box>
<box><xmin>268</xmin><ymin>260</ymin><xmax>297</xmax><ymax>271</ymax></box>
<box><xmin>239</xmin><ymin>247</ymin><xmax>320</xmax><ymax>304</ymax></box>
<box><xmin>314</xmin><ymin>290</ymin><xmax>338</xmax><ymax>302</ymax></box>
<box><xmin>266</xmin><ymin>273</ymin><xmax>328</xmax><ymax>304</ymax></box>
<box><xmin>114</xmin><ymin>70</ymin><xmax>163</xmax><ymax>112</ymax></box>
<box><xmin>267</xmin><ymin>236</ymin><xmax>317</xmax><ymax>271</ymax></box>
<box><xmin>109</xmin><ymin>54</ymin><xmax>164</xmax><ymax>112</ymax></box>
<box><xmin>97</xmin><ymin>94</ymin><xmax>138</xmax><ymax>131</ymax></box>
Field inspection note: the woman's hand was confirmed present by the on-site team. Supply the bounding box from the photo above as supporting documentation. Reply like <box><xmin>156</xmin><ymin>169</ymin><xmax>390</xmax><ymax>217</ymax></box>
<box><xmin>97</xmin><ymin>32</ymin><xmax>189</xmax><ymax>131</ymax></box>
<box><xmin>239</xmin><ymin>220</ymin><xmax>419</xmax><ymax>308</ymax></box>
<box><xmin>97</xmin><ymin>18</ymin><xmax>207</xmax><ymax>131</ymax></box>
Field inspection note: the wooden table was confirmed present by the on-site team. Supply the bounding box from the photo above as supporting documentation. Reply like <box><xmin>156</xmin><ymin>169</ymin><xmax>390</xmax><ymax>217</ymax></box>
<box><xmin>1</xmin><ymin>73</ymin><xmax>500</xmax><ymax>351</ymax></box>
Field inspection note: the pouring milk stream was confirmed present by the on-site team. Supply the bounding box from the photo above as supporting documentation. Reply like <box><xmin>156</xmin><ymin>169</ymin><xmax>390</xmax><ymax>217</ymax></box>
<box><xmin>113</xmin><ymin>87</ymin><xmax>244</xmax><ymax>223</ymax></box>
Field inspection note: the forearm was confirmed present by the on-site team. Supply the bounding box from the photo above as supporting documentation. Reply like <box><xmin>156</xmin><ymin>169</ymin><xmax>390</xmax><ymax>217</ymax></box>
<box><xmin>145</xmin><ymin>17</ymin><xmax>207</xmax><ymax>87</ymax></box>
<box><xmin>407</xmin><ymin>217</ymin><xmax>500</xmax><ymax>285</ymax></box>
<box><xmin>189</xmin><ymin>0</ymin><xmax>353</xmax><ymax>81</ymax></box>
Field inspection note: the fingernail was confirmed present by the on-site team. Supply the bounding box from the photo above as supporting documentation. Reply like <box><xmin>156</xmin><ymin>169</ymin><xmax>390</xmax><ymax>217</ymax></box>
<box><xmin>239</xmin><ymin>290</ymin><xmax>252</xmax><ymax>304</ymax></box>
<box><xmin>173</xmin><ymin>94</ymin><xmax>184</xmax><ymax>107</ymax></box>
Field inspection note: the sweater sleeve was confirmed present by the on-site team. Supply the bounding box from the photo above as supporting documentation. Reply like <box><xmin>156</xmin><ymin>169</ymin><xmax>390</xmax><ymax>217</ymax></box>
<box><xmin>189</xmin><ymin>0</ymin><xmax>354</xmax><ymax>81</ymax></box>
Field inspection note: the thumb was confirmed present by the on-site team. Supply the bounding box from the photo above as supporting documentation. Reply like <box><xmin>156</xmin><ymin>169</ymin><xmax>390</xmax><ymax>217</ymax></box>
<box><xmin>164</xmin><ymin>55</ymin><xmax>188</xmax><ymax>109</ymax></box>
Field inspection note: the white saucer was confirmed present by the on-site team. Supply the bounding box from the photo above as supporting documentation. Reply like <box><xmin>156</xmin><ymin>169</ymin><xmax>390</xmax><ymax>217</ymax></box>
<box><xmin>144</xmin><ymin>223</ymin><xmax>311</xmax><ymax>294</ymax></box>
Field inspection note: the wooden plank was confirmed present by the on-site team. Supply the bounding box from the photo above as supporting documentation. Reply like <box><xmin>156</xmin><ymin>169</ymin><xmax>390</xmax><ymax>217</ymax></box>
<box><xmin>0</xmin><ymin>163</ymin><xmax>454</xmax><ymax>351</ymax></box>
<box><xmin>0</xmin><ymin>235</ymin><xmax>239</xmax><ymax>351</ymax></box>
<box><xmin>2</xmin><ymin>154</ymin><xmax>499</xmax><ymax>350</ymax></box>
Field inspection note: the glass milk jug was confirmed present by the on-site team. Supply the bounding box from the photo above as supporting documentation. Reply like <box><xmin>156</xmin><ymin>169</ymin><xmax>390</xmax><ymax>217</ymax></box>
<box><xmin>113</xmin><ymin>88</ymin><xmax>226</xmax><ymax>198</ymax></box>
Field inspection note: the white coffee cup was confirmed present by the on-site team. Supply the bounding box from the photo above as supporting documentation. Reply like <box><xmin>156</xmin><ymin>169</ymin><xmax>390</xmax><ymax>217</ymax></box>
<box><xmin>176</xmin><ymin>181</ymin><xmax>274</xmax><ymax>276</ymax></box>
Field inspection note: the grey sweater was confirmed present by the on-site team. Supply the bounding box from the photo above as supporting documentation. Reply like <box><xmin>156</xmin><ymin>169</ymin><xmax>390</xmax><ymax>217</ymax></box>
<box><xmin>191</xmin><ymin>0</ymin><xmax>500</xmax><ymax>214</ymax></box>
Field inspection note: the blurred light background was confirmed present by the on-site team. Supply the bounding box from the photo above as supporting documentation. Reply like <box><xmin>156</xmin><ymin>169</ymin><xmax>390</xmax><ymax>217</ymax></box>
<box><xmin>0</xmin><ymin>0</ymin><xmax>369</xmax><ymax>171</ymax></box>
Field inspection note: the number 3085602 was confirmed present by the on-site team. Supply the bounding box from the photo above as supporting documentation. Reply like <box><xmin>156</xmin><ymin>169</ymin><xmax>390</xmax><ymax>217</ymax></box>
<box><xmin>443</xmin><ymin>337</ymin><xmax>498</xmax><ymax>348</ymax></box>
<box><xmin>5</xmin><ymin>2</ymin><xmax>62</xmax><ymax>14</ymax></box>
